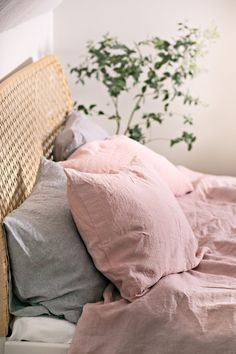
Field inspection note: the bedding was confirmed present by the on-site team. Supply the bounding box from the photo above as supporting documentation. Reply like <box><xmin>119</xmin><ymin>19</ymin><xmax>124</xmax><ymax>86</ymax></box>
<box><xmin>67</xmin><ymin>168</ymin><xmax>236</xmax><ymax>354</ymax></box>
<box><xmin>8</xmin><ymin>316</ymin><xmax>75</xmax><ymax>344</ymax></box>
<box><xmin>4</xmin><ymin>157</ymin><xmax>108</xmax><ymax>323</ymax></box>
<box><xmin>53</xmin><ymin>111</ymin><xmax>108</xmax><ymax>161</ymax></box>
<box><xmin>1</xmin><ymin>54</ymin><xmax>235</xmax><ymax>354</ymax></box>
<box><xmin>60</xmin><ymin>135</ymin><xmax>193</xmax><ymax>196</ymax></box>
<box><xmin>65</xmin><ymin>161</ymin><xmax>204</xmax><ymax>301</ymax></box>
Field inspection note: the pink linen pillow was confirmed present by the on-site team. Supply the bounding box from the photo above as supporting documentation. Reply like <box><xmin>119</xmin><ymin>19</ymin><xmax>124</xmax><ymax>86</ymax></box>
<box><xmin>65</xmin><ymin>162</ymin><xmax>203</xmax><ymax>301</ymax></box>
<box><xmin>60</xmin><ymin>135</ymin><xmax>193</xmax><ymax>197</ymax></box>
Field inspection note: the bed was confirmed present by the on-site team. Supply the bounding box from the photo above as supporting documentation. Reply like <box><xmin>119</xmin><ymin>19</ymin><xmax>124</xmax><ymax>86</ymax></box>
<box><xmin>1</xmin><ymin>55</ymin><xmax>236</xmax><ymax>354</ymax></box>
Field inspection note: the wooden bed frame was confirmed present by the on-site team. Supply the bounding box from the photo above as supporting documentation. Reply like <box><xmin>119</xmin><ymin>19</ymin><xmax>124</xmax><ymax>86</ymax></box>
<box><xmin>0</xmin><ymin>55</ymin><xmax>73</xmax><ymax>337</ymax></box>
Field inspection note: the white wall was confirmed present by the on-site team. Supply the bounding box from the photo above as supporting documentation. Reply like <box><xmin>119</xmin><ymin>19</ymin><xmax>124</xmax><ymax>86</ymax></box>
<box><xmin>0</xmin><ymin>12</ymin><xmax>53</xmax><ymax>80</ymax></box>
<box><xmin>54</xmin><ymin>0</ymin><xmax>236</xmax><ymax>176</ymax></box>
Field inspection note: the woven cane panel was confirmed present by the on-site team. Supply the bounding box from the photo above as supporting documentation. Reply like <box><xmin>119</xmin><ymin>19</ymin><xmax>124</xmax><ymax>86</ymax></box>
<box><xmin>0</xmin><ymin>55</ymin><xmax>73</xmax><ymax>336</ymax></box>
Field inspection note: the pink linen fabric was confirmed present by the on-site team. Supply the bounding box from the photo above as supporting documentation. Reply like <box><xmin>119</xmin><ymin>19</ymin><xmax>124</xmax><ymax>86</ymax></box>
<box><xmin>60</xmin><ymin>135</ymin><xmax>193</xmax><ymax>196</ymax></box>
<box><xmin>68</xmin><ymin>168</ymin><xmax>236</xmax><ymax>354</ymax></box>
<box><xmin>65</xmin><ymin>163</ymin><xmax>203</xmax><ymax>301</ymax></box>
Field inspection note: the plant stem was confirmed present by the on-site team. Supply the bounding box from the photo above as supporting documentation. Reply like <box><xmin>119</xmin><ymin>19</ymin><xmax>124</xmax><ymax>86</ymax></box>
<box><xmin>124</xmin><ymin>94</ymin><xmax>143</xmax><ymax>135</ymax></box>
<box><xmin>112</xmin><ymin>97</ymin><xmax>121</xmax><ymax>134</ymax></box>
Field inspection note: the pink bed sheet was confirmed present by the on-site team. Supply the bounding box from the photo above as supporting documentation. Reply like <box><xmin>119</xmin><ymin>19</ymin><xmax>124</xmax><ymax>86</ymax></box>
<box><xmin>68</xmin><ymin>168</ymin><xmax>236</xmax><ymax>354</ymax></box>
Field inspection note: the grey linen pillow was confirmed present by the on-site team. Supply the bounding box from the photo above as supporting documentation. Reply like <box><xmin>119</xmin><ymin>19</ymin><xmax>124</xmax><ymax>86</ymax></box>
<box><xmin>4</xmin><ymin>158</ymin><xmax>108</xmax><ymax>323</ymax></box>
<box><xmin>53</xmin><ymin>111</ymin><xmax>108</xmax><ymax>161</ymax></box>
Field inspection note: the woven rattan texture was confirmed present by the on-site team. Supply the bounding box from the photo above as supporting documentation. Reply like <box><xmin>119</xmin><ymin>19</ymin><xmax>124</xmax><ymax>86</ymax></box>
<box><xmin>0</xmin><ymin>55</ymin><xmax>73</xmax><ymax>336</ymax></box>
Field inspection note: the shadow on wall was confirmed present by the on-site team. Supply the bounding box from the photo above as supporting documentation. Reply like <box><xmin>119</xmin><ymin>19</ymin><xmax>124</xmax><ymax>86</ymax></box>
<box><xmin>0</xmin><ymin>0</ymin><xmax>63</xmax><ymax>33</ymax></box>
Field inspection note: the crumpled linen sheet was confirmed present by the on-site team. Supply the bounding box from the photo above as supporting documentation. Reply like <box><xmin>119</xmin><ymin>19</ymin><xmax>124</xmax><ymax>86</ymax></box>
<box><xmin>68</xmin><ymin>168</ymin><xmax>236</xmax><ymax>354</ymax></box>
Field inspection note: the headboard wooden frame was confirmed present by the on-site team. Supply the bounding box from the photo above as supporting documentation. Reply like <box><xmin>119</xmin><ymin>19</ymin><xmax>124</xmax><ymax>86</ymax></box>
<box><xmin>0</xmin><ymin>55</ymin><xmax>73</xmax><ymax>336</ymax></box>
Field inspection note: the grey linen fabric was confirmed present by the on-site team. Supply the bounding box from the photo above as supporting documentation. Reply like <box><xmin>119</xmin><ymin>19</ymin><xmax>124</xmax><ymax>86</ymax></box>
<box><xmin>53</xmin><ymin>111</ymin><xmax>108</xmax><ymax>161</ymax></box>
<box><xmin>4</xmin><ymin>157</ymin><xmax>108</xmax><ymax>323</ymax></box>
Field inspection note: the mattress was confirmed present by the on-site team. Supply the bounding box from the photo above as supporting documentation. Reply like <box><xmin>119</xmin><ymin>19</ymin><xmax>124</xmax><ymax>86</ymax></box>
<box><xmin>4</xmin><ymin>341</ymin><xmax>70</xmax><ymax>354</ymax></box>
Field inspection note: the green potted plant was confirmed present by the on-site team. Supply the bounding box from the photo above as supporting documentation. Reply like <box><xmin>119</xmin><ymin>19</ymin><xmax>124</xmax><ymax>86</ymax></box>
<box><xmin>70</xmin><ymin>23</ymin><xmax>217</xmax><ymax>150</ymax></box>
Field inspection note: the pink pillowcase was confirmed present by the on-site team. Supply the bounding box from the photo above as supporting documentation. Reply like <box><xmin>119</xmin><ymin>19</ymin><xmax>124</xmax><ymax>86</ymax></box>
<box><xmin>60</xmin><ymin>135</ymin><xmax>193</xmax><ymax>197</ymax></box>
<box><xmin>65</xmin><ymin>162</ymin><xmax>203</xmax><ymax>301</ymax></box>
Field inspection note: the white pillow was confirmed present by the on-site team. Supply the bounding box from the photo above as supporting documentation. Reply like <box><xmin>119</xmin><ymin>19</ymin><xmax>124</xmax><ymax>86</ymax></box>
<box><xmin>8</xmin><ymin>316</ymin><xmax>76</xmax><ymax>344</ymax></box>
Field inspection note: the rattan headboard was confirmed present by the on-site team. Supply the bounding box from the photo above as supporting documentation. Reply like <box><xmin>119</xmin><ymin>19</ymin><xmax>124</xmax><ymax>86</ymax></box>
<box><xmin>0</xmin><ymin>55</ymin><xmax>73</xmax><ymax>336</ymax></box>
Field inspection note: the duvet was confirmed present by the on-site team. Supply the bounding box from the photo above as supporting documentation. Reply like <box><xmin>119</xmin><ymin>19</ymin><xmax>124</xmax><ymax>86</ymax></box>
<box><xmin>68</xmin><ymin>168</ymin><xmax>236</xmax><ymax>354</ymax></box>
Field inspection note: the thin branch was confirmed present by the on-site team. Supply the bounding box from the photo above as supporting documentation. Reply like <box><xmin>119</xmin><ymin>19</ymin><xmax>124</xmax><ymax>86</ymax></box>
<box><xmin>124</xmin><ymin>94</ymin><xmax>143</xmax><ymax>135</ymax></box>
<box><xmin>112</xmin><ymin>97</ymin><xmax>121</xmax><ymax>134</ymax></box>
<box><xmin>134</xmin><ymin>42</ymin><xmax>144</xmax><ymax>62</ymax></box>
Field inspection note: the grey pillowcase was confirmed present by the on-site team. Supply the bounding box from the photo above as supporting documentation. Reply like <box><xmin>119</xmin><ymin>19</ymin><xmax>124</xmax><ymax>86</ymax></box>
<box><xmin>4</xmin><ymin>157</ymin><xmax>108</xmax><ymax>323</ymax></box>
<box><xmin>53</xmin><ymin>111</ymin><xmax>108</xmax><ymax>161</ymax></box>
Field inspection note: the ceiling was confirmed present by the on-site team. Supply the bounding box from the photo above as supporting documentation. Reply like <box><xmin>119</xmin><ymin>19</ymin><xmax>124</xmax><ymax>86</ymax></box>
<box><xmin>0</xmin><ymin>0</ymin><xmax>63</xmax><ymax>33</ymax></box>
